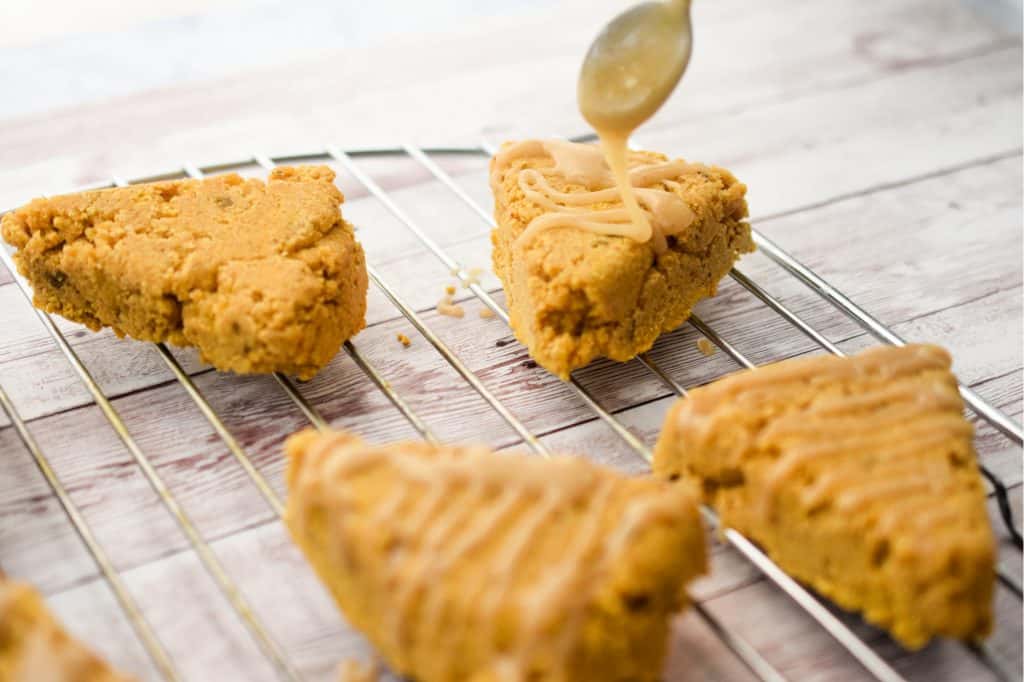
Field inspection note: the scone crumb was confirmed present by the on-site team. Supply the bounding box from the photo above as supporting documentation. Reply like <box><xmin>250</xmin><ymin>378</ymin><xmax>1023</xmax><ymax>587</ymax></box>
<box><xmin>697</xmin><ymin>338</ymin><xmax>716</xmax><ymax>356</ymax></box>
<box><xmin>437</xmin><ymin>294</ymin><xmax>465</xmax><ymax>318</ymax></box>
<box><xmin>337</xmin><ymin>659</ymin><xmax>380</xmax><ymax>682</ymax></box>
<box><xmin>462</xmin><ymin>267</ymin><xmax>485</xmax><ymax>288</ymax></box>
<box><xmin>397</xmin><ymin>333</ymin><xmax>411</xmax><ymax>347</ymax></box>
<box><xmin>445</xmin><ymin>284</ymin><xmax>456</xmax><ymax>296</ymax></box>
<box><xmin>479</xmin><ymin>308</ymin><xmax>496</xmax><ymax>319</ymax></box>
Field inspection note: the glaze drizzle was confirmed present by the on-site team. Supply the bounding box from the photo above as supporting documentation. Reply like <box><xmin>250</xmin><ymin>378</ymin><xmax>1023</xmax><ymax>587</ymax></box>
<box><xmin>288</xmin><ymin>433</ymin><xmax>704</xmax><ymax>681</ymax></box>
<box><xmin>667</xmin><ymin>344</ymin><xmax>986</xmax><ymax>538</ymax></box>
<box><xmin>491</xmin><ymin>139</ymin><xmax>698</xmax><ymax>254</ymax></box>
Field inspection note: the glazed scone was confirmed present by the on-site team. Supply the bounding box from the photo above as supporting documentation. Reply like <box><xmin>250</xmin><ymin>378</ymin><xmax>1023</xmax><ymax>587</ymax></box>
<box><xmin>0</xmin><ymin>577</ymin><xmax>133</xmax><ymax>681</ymax></box>
<box><xmin>653</xmin><ymin>344</ymin><xmax>995</xmax><ymax>649</ymax></box>
<box><xmin>1</xmin><ymin>166</ymin><xmax>367</xmax><ymax>379</ymax></box>
<box><xmin>286</xmin><ymin>429</ymin><xmax>707</xmax><ymax>682</ymax></box>
<box><xmin>490</xmin><ymin>139</ymin><xmax>753</xmax><ymax>379</ymax></box>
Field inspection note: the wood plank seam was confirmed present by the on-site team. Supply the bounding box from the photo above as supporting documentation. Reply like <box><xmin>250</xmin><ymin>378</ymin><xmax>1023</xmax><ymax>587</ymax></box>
<box><xmin>754</xmin><ymin>148</ymin><xmax>1023</xmax><ymax>224</ymax></box>
<box><xmin>971</xmin><ymin>368</ymin><xmax>1024</xmax><ymax>395</ymax></box>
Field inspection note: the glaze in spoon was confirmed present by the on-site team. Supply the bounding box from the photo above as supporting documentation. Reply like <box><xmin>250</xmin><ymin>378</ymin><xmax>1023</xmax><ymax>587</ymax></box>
<box><xmin>578</xmin><ymin>0</ymin><xmax>693</xmax><ymax>133</ymax></box>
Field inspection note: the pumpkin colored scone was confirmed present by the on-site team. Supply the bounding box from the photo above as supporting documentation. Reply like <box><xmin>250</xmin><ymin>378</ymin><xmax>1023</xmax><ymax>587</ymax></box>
<box><xmin>0</xmin><ymin>577</ymin><xmax>133</xmax><ymax>681</ymax></box>
<box><xmin>653</xmin><ymin>344</ymin><xmax>995</xmax><ymax>649</ymax></box>
<box><xmin>1</xmin><ymin>165</ymin><xmax>367</xmax><ymax>379</ymax></box>
<box><xmin>489</xmin><ymin>139</ymin><xmax>753</xmax><ymax>379</ymax></box>
<box><xmin>285</xmin><ymin>429</ymin><xmax>707</xmax><ymax>682</ymax></box>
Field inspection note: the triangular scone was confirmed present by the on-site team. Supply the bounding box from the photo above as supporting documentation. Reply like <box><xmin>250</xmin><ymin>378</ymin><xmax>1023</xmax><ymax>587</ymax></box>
<box><xmin>653</xmin><ymin>344</ymin><xmax>995</xmax><ymax>649</ymax></box>
<box><xmin>285</xmin><ymin>430</ymin><xmax>707</xmax><ymax>682</ymax></box>
<box><xmin>1</xmin><ymin>166</ymin><xmax>367</xmax><ymax>380</ymax></box>
<box><xmin>490</xmin><ymin>139</ymin><xmax>753</xmax><ymax>379</ymax></box>
<box><xmin>0</xmin><ymin>577</ymin><xmax>133</xmax><ymax>681</ymax></box>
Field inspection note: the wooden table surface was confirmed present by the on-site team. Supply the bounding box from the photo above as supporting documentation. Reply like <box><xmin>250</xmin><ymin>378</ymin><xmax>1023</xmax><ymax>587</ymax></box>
<box><xmin>1</xmin><ymin>1</ymin><xmax>1021</xmax><ymax>680</ymax></box>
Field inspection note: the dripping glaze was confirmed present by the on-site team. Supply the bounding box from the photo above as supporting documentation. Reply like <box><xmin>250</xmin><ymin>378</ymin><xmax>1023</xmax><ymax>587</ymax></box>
<box><xmin>491</xmin><ymin>139</ymin><xmax>698</xmax><ymax>254</ymax></box>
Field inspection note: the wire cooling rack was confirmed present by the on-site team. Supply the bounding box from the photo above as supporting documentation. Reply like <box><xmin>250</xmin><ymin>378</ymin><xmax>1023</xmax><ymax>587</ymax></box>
<box><xmin>0</xmin><ymin>138</ymin><xmax>1021</xmax><ymax>682</ymax></box>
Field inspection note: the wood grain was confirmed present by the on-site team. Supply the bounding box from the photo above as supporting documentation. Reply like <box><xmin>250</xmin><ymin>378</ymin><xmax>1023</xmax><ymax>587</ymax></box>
<box><xmin>0</xmin><ymin>0</ymin><xmax>1020</xmax><ymax>680</ymax></box>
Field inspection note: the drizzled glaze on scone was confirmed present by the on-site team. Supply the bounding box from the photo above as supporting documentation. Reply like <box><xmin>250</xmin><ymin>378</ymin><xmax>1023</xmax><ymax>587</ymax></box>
<box><xmin>489</xmin><ymin>139</ymin><xmax>752</xmax><ymax>379</ymax></box>
<box><xmin>666</xmin><ymin>345</ymin><xmax>978</xmax><ymax>522</ymax></box>
<box><xmin>286</xmin><ymin>430</ymin><xmax>707</xmax><ymax>682</ymax></box>
<box><xmin>758</xmin><ymin>353</ymin><xmax>972</xmax><ymax>522</ymax></box>
<box><xmin>653</xmin><ymin>344</ymin><xmax>995</xmax><ymax>649</ymax></box>
<box><xmin>491</xmin><ymin>139</ymin><xmax>700</xmax><ymax>253</ymax></box>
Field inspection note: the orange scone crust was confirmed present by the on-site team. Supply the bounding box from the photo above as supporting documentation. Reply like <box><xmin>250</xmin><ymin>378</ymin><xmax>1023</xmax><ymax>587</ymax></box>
<box><xmin>285</xmin><ymin>429</ymin><xmax>707</xmax><ymax>682</ymax></box>
<box><xmin>1</xmin><ymin>166</ymin><xmax>367</xmax><ymax>379</ymax></box>
<box><xmin>0</xmin><ymin>578</ymin><xmax>133</xmax><ymax>681</ymax></box>
<box><xmin>490</xmin><ymin>140</ymin><xmax>752</xmax><ymax>379</ymax></box>
<box><xmin>653</xmin><ymin>344</ymin><xmax>995</xmax><ymax>649</ymax></box>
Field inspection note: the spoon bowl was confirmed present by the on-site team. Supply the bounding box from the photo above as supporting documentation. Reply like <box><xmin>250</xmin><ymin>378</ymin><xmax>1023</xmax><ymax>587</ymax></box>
<box><xmin>578</xmin><ymin>0</ymin><xmax>693</xmax><ymax>133</ymax></box>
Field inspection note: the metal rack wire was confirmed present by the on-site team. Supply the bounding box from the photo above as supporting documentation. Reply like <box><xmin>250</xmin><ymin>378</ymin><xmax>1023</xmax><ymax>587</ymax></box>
<box><xmin>1</xmin><ymin>140</ymin><xmax>1020</xmax><ymax>682</ymax></box>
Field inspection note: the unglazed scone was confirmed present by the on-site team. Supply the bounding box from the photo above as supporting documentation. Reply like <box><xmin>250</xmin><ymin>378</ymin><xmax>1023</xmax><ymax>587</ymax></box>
<box><xmin>0</xmin><ymin>577</ymin><xmax>133</xmax><ymax>681</ymax></box>
<box><xmin>1</xmin><ymin>166</ymin><xmax>367</xmax><ymax>379</ymax></box>
<box><xmin>490</xmin><ymin>139</ymin><xmax>753</xmax><ymax>379</ymax></box>
<box><xmin>653</xmin><ymin>344</ymin><xmax>995</xmax><ymax>649</ymax></box>
<box><xmin>286</xmin><ymin>429</ymin><xmax>707</xmax><ymax>682</ymax></box>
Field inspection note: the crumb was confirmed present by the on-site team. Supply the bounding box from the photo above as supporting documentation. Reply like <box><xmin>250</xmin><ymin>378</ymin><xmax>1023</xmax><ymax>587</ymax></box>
<box><xmin>462</xmin><ymin>266</ymin><xmax>485</xmax><ymax>288</ymax></box>
<box><xmin>437</xmin><ymin>294</ymin><xmax>465</xmax><ymax>318</ymax></box>
<box><xmin>479</xmin><ymin>308</ymin><xmax>495</xmax><ymax>319</ymax></box>
<box><xmin>697</xmin><ymin>338</ymin><xmax>716</xmax><ymax>356</ymax></box>
<box><xmin>397</xmin><ymin>333</ymin><xmax>411</xmax><ymax>347</ymax></box>
<box><xmin>438</xmin><ymin>303</ymin><xmax>465</xmax><ymax>318</ymax></box>
<box><xmin>338</xmin><ymin>659</ymin><xmax>380</xmax><ymax>682</ymax></box>
<box><xmin>445</xmin><ymin>284</ymin><xmax>456</xmax><ymax>296</ymax></box>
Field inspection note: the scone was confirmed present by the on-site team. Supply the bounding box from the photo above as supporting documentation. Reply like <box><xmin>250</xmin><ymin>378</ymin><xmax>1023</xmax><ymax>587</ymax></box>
<box><xmin>653</xmin><ymin>344</ymin><xmax>995</xmax><ymax>649</ymax></box>
<box><xmin>285</xmin><ymin>429</ymin><xmax>707</xmax><ymax>682</ymax></box>
<box><xmin>0</xmin><ymin>577</ymin><xmax>133</xmax><ymax>681</ymax></box>
<box><xmin>1</xmin><ymin>166</ymin><xmax>368</xmax><ymax>379</ymax></box>
<box><xmin>490</xmin><ymin>139</ymin><xmax>753</xmax><ymax>379</ymax></box>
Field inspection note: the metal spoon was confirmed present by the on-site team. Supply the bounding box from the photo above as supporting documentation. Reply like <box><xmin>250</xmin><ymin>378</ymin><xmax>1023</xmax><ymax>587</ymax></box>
<box><xmin>578</xmin><ymin>0</ymin><xmax>693</xmax><ymax>133</ymax></box>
